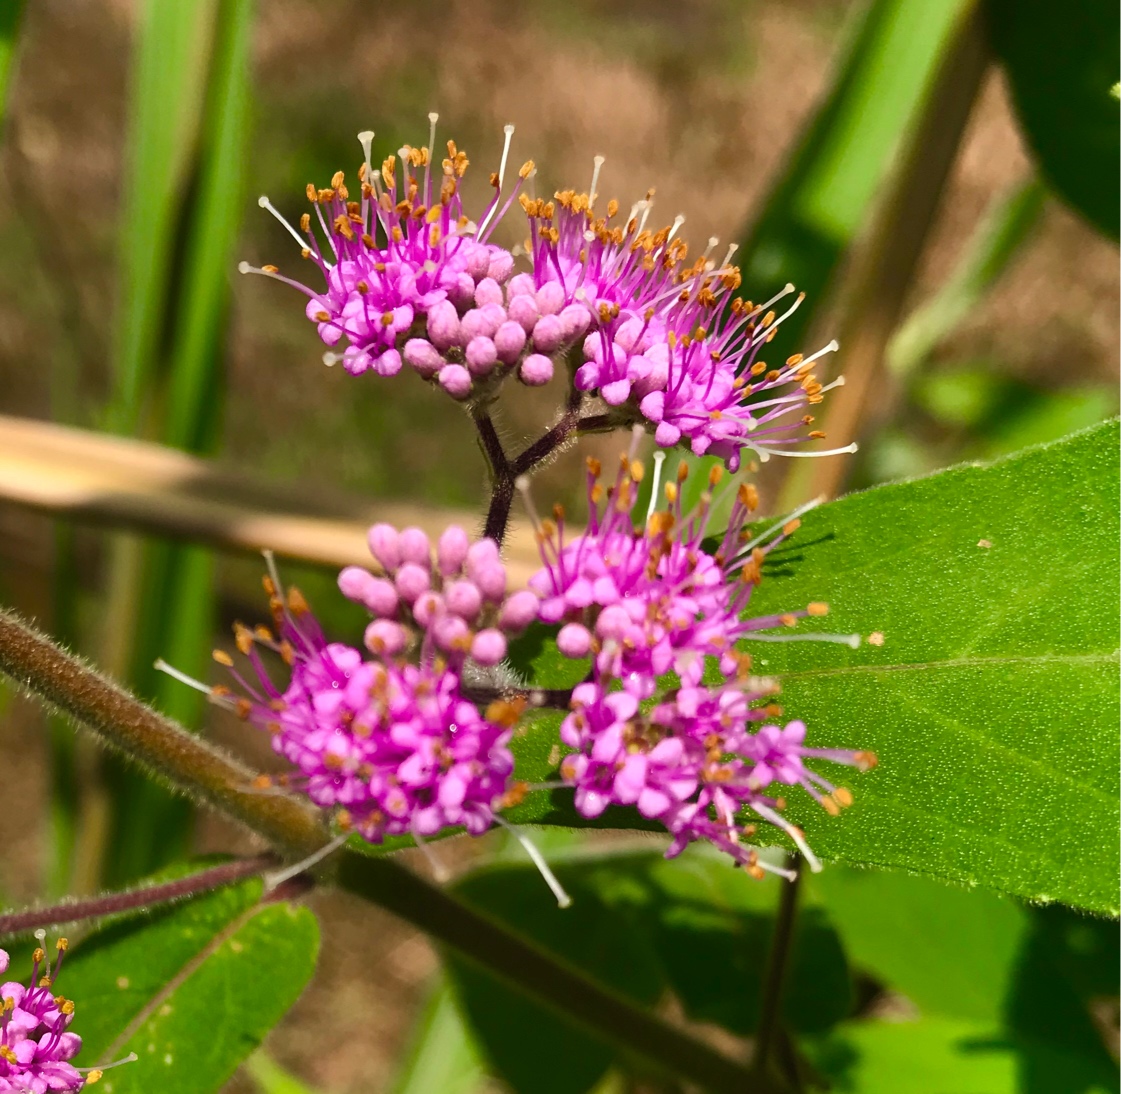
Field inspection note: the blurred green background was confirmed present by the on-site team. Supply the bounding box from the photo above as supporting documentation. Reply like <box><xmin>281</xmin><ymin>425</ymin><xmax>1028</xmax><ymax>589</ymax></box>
<box><xmin>0</xmin><ymin>0</ymin><xmax>1116</xmax><ymax>1091</ymax></box>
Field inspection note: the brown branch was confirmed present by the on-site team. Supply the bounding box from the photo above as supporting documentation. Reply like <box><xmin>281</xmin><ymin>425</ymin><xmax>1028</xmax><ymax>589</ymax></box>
<box><xmin>0</xmin><ymin>607</ymin><xmax>774</xmax><ymax>1093</ymax></box>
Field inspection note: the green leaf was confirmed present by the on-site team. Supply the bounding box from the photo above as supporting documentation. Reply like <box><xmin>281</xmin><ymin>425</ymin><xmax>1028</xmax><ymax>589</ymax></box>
<box><xmin>738</xmin><ymin>420</ymin><xmax>1120</xmax><ymax>914</ymax></box>
<box><xmin>736</xmin><ymin>0</ymin><xmax>970</xmax><ymax>361</ymax></box>
<box><xmin>445</xmin><ymin>849</ymin><xmax>852</xmax><ymax>1092</ymax></box>
<box><xmin>509</xmin><ymin>424</ymin><xmax>1120</xmax><ymax>914</ymax></box>
<box><xmin>1005</xmin><ymin>904</ymin><xmax>1120</xmax><ymax>1092</ymax></box>
<box><xmin>988</xmin><ymin>0</ymin><xmax>1120</xmax><ymax>238</ymax></box>
<box><xmin>245</xmin><ymin>1052</ymin><xmax>322</xmax><ymax>1094</ymax></box>
<box><xmin>58</xmin><ymin>876</ymin><xmax>319</xmax><ymax>1094</ymax></box>
<box><xmin>810</xmin><ymin>867</ymin><xmax>1119</xmax><ymax>1090</ymax></box>
<box><xmin>806</xmin><ymin>1016</ymin><xmax>1020</xmax><ymax>1093</ymax></box>
<box><xmin>808</xmin><ymin>867</ymin><xmax>1029</xmax><ymax>1023</ymax></box>
<box><xmin>0</xmin><ymin>0</ymin><xmax>25</xmax><ymax>123</ymax></box>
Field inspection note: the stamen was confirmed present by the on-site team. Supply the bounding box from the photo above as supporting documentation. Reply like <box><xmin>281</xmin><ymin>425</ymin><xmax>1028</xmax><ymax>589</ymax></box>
<box><xmin>78</xmin><ymin>1052</ymin><xmax>139</xmax><ymax>1077</ymax></box>
<box><xmin>497</xmin><ymin>124</ymin><xmax>515</xmax><ymax>189</ymax></box>
<box><xmin>752</xmin><ymin>441</ymin><xmax>858</xmax><ymax>459</ymax></box>
<box><xmin>751</xmin><ymin>804</ymin><xmax>822</xmax><ymax>872</ymax></box>
<box><xmin>588</xmin><ymin>154</ymin><xmax>605</xmax><ymax>207</ymax></box>
<box><xmin>515</xmin><ymin>475</ymin><xmax>546</xmax><ymax>536</ymax></box>
<box><xmin>741</xmin><ymin>632</ymin><xmax>862</xmax><ymax>649</ymax></box>
<box><xmin>719</xmin><ymin>242</ymin><xmax>739</xmax><ymax>270</ymax></box>
<box><xmin>493</xmin><ymin>816</ymin><xmax>572</xmax><ymax>908</ymax></box>
<box><xmin>646</xmin><ymin>451</ymin><xmax>666</xmax><ymax>524</ymax></box>
<box><xmin>264</xmin><ymin>831</ymin><xmax>350</xmax><ymax>890</ymax></box>
<box><xmin>258</xmin><ymin>195</ymin><xmax>310</xmax><ymax>252</ymax></box>
<box><xmin>666</xmin><ymin>214</ymin><xmax>686</xmax><ymax>243</ymax></box>
<box><xmin>153</xmin><ymin>658</ymin><xmax>211</xmax><ymax>696</ymax></box>
<box><xmin>411</xmin><ymin>827</ymin><xmax>450</xmax><ymax>883</ymax></box>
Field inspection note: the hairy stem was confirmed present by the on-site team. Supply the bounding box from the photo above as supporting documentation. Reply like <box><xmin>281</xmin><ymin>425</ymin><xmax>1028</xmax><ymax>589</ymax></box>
<box><xmin>0</xmin><ymin>855</ymin><xmax>275</xmax><ymax>938</ymax></box>
<box><xmin>0</xmin><ymin>609</ymin><xmax>328</xmax><ymax>857</ymax></box>
<box><xmin>0</xmin><ymin>608</ymin><xmax>776</xmax><ymax>1093</ymax></box>
<box><xmin>476</xmin><ymin>389</ymin><xmax>589</xmax><ymax>546</ymax></box>
<box><xmin>752</xmin><ymin>856</ymin><xmax>803</xmax><ymax>1081</ymax></box>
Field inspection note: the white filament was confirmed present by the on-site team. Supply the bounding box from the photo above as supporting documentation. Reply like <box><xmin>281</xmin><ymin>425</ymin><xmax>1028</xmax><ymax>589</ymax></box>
<box><xmin>736</xmin><ymin>496</ymin><xmax>824</xmax><ymax>557</ymax></box>
<box><xmin>258</xmin><ymin>195</ymin><xmax>309</xmax><ymax>252</ymax></box>
<box><xmin>265</xmin><ymin>832</ymin><xmax>350</xmax><ymax>890</ymax></box>
<box><xmin>588</xmin><ymin>154</ymin><xmax>605</xmax><ymax>206</ymax></box>
<box><xmin>154</xmin><ymin>658</ymin><xmax>211</xmax><ymax>696</ymax></box>
<box><xmin>646</xmin><ymin>451</ymin><xmax>666</xmax><ymax>524</ymax></box>
<box><xmin>494</xmin><ymin>816</ymin><xmax>572</xmax><ymax>908</ymax></box>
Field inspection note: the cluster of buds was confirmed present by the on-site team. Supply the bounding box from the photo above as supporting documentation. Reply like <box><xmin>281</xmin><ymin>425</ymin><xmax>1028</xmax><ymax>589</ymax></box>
<box><xmin>245</xmin><ymin>119</ymin><xmax>851</xmax><ymax>473</ymax></box>
<box><xmin>197</xmin><ymin>527</ymin><xmax>542</xmax><ymax>847</ymax></box>
<box><xmin>0</xmin><ymin>937</ymin><xmax>134</xmax><ymax>1092</ymax></box>
<box><xmin>526</xmin><ymin>443</ymin><xmax>876</xmax><ymax>876</ymax></box>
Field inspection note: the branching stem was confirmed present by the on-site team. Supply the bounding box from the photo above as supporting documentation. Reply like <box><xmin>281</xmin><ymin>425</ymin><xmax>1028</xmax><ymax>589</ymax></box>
<box><xmin>753</xmin><ymin>855</ymin><xmax>803</xmax><ymax>1082</ymax></box>
<box><xmin>0</xmin><ymin>608</ymin><xmax>777</xmax><ymax>1094</ymax></box>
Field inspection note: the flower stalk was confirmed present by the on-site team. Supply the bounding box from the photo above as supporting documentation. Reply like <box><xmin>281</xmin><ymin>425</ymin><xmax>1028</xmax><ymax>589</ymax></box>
<box><xmin>0</xmin><ymin>608</ymin><xmax>779</xmax><ymax>1094</ymax></box>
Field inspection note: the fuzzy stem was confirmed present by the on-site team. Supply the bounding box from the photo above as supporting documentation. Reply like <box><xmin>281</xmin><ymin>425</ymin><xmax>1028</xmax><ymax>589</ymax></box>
<box><xmin>477</xmin><ymin>388</ymin><xmax>589</xmax><ymax>546</ymax></box>
<box><xmin>0</xmin><ymin>855</ymin><xmax>275</xmax><ymax>938</ymax></box>
<box><xmin>752</xmin><ymin>855</ymin><xmax>803</xmax><ymax>1080</ymax></box>
<box><xmin>0</xmin><ymin>608</ymin><xmax>776</xmax><ymax>1093</ymax></box>
<box><xmin>0</xmin><ymin>609</ymin><xmax>328</xmax><ymax>857</ymax></box>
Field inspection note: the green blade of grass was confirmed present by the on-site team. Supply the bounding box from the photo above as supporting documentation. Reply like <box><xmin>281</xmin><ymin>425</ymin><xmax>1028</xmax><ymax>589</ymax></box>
<box><xmin>0</xmin><ymin>0</ymin><xmax>25</xmax><ymax>121</ymax></box>
<box><xmin>100</xmin><ymin>0</ymin><xmax>254</xmax><ymax>886</ymax></box>
<box><xmin>736</xmin><ymin>0</ymin><xmax>970</xmax><ymax>363</ymax></box>
<box><xmin>887</xmin><ymin>177</ymin><xmax>1046</xmax><ymax>376</ymax></box>
<box><xmin>107</xmin><ymin>0</ymin><xmax>219</xmax><ymax>435</ymax></box>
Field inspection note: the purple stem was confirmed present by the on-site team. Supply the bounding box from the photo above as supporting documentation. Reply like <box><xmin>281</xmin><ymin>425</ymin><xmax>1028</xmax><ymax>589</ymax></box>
<box><xmin>0</xmin><ymin>855</ymin><xmax>276</xmax><ymax>937</ymax></box>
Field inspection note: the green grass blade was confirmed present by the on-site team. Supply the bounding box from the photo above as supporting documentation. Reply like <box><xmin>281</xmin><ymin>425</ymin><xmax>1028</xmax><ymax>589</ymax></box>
<box><xmin>0</xmin><ymin>0</ymin><xmax>25</xmax><ymax>122</ymax></box>
<box><xmin>107</xmin><ymin>0</ymin><xmax>218</xmax><ymax>434</ymax></box>
<box><xmin>100</xmin><ymin>0</ymin><xmax>254</xmax><ymax>886</ymax></box>
<box><xmin>888</xmin><ymin>178</ymin><xmax>1047</xmax><ymax>376</ymax></box>
<box><xmin>736</xmin><ymin>0</ymin><xmax>969</xmax><ymax>362</ymax></box>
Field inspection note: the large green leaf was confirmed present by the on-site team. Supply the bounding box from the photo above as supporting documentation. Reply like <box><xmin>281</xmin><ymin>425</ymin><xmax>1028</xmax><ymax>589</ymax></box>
<box><xmin>445</xmin><ymin>848</ymin><xmax>851</xmax><ymax>1093</ymax></box>
<box><xmin>987</xmin><ymin>0</ymin><xmax>1120</xmax><ymax>238</ymax></box>
<box><xmin>806</xmin><ymin>1016</ymin><xmax>1021</xmax><ymax>1093</ymax></box>
<box><xmin>739</xmin><ymin>420</ymin><xmax>1120</xmax><ymax>914</ymax></box>
<box><xmin>808</xmin><ymin>868</ymin><xmax>1029</xmax><ymax>1024</ymax></box>
<box><xmin>809</xmin><ymin>869</ymin><xmax>1118</xmax><ymax>1090</ymax></box>
<box><xmin>506</xmin><ymin>423</ymin><xmax>1120</xmax><ymax>914</ymax></box>
<box><xmin>54</xmin><ymin>875</ymin><xmax>318</xmax><ymax>1094</ymax></box>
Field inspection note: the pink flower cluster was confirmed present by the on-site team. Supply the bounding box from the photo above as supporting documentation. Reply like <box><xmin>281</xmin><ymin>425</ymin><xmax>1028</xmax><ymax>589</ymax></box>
<box><xmin>247</xmin><ymin>120</ymin><xmax>852</xmax><ymax>472</ymax></box>
<box><xmin>213</xmin><ymin>526</ymin><xmax>538</xmax><ymax>845</ymax></box>
<box><xmin>246</xmin><ymin>122</ymin><xmax>591</xmax><ymax>402</ymax></box>
<box><xmin>530</xmin><ymin>451</ymin><xmax>875</xmax><ymax>875</ymax></box>
<box><xmin>521</xmin><ymin>188</ymin><xmax>854</xmax><ymax>471</ymax></box>
<box><xmin>0</xmin><ymin>942</ymin><xmax>86</xmax><ymax>1093</ymax></box>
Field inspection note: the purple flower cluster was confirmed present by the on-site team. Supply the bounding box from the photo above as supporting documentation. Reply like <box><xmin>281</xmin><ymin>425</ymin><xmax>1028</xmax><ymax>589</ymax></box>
<box><xmin>529</xmin><ymin>450</ymin><xmax>875</xmax><ymax>874</ymax></box>
<box><xmin>248</xmin><ymin>119</ymin><xmax>853</xmax><ymax>473</ymax></box>
<box><xmin>521</xmin><ymin>187</ymin><xmax>855</xmax><ymax>471</ymax></box>
<box><xmin>213</xmin><ymin>526</ymin><xmax>538</xmax><ymax>845</ymax></box>
<box><xmin>246</xmin><ymin>121</ymin><xmax>592</xmax><ymax>402</ymax></box>
<box><xmin>1</xmin><ymin>942</ymin><xmax>85</xmax><ymax>1092</ymax></box>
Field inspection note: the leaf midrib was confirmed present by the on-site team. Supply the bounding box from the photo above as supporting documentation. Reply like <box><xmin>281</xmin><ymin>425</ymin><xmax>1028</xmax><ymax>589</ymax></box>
<box><xmin>774</xmin><ymin>650</ymin><xmax>1119</xmax><ymax>679</ymax></box>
